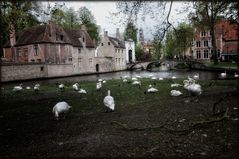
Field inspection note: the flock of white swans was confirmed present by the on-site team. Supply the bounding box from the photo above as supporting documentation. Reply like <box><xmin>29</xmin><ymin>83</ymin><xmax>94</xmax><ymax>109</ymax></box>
<box><xmin>11</xmin><ymin>71</ymin><xmax>238</xmax><ymax>120</ymax></box>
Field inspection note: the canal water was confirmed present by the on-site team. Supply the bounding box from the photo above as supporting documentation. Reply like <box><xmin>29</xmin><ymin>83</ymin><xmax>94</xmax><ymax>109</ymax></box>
<box><xmin>2</xmin><ymin>65</ymin><xmax>236</xmax><ymax>87</ymax></box>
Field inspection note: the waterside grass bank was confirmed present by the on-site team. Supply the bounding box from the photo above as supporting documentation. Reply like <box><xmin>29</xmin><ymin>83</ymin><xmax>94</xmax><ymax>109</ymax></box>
<box><xmin>0</xmin><ymin>78</ymin><xmax>238</xmax><ymax>158</ymax></box>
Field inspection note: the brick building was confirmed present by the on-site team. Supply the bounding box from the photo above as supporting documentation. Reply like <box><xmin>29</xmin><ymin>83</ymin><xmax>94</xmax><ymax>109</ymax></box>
<box><xmin>191</xmin><ymin>19</ymin><xmax>238</xmax><ymax>61</ymax></box>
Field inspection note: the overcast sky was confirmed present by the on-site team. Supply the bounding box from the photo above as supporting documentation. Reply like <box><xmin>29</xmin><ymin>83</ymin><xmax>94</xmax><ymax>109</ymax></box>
<box><xmin>47</xmin><ymin>1</ymin><xmax>192</xmax><ymax>41</ymax></box>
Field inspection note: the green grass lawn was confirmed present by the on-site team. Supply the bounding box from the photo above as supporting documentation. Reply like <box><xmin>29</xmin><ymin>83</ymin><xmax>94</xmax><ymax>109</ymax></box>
<box><xmin>202</xmin><ymin>61</ymin><xmax>238</xmax><ymax>69</ymax></box>
<box><xmin>0</xmin><ymin>78</ymin><xmax>238</xmax><ymax>158</ymax></box>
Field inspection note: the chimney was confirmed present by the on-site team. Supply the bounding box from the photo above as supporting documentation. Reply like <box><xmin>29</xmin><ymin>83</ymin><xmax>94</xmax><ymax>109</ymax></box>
<box><xmin>104</xmin><ymin>31</ymin><xmax>108</xmax><ymax>37</ymax></box>
<box><xmin>9</xmin><ymin>23</ymin><xmax>16</xmax><ymax>47</ymax></box>
<box><xmin>116</xmin><ymin>28</ymin><xmax>120</xmax><ymax>39</ymax></box>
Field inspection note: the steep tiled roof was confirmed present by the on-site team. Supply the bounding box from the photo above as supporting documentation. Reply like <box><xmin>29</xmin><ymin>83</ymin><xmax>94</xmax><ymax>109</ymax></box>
<box><xmin>64</xmin><ymin>28</ymin><xmax>94</xmax><ymax>48</ymax></box>
<box><xmin>4</xmin><ymin>23</ymin><xmax>95</xmax><ymax>48</ymax></box>
<box><xmin>108</xmin><ymin>37</ymin><xmax>125</xmax><ymax>48</ymax></box>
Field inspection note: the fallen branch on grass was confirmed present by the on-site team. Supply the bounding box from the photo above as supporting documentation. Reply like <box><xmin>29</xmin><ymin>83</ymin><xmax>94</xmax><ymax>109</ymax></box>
<box><xmin>193</xmin><ymin>107</ymin><xmax>229</xmax><ymax>127</ymax></box>
<box><xmin>111</xmin><ymin>121</ymin><xmax>166</xmax><ymax>131</ymax></box>
<box><xmin>112</xmin><ymin>108</ymin><xmax>229</xmax><ymax>134</ymax></box>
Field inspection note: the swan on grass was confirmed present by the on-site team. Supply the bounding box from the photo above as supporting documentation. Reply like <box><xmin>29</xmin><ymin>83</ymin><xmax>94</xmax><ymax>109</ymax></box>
<box><xmin>171</xmin><ymin>83</ymin><xmax>182</xmax><ymax>88</ymax></box>
<box><xmin>131</xmin><ymin>77</ymin><xmax>138</xmax><ymax>81</ymax></box>
<box><xmin>159</xmin><ymin>77</ymin><xmax>164</xmax><ymax>81</ymax></box>
<box><xmin>52</xmin><ymin>101</ymin><xmax>71</xmax><ymax>120</ymax></box>
<box><xmin>132</xmin><ymin>80</ymin><xmax>141</xmax><ymax>86</ymax></box>
<box><xmin>78</xmin><ymin>88</ymin><xmax>87</xmax><ymax>94</ymax></box>
<box><xmin>13</xmin><ymin>84</ymin><xmax>23</xmax><ymax>91</ymax></box>
<box><xmin>220</xmin><ymin>71</ymin><xmax>226</xmax><ymax>78</ymax></box>
<box><xmin>170</xmin><ymin>90</ymin><xmax>182</xmax><ymax>96</ymax></box>
<box><xmin>234</xmin><ymin>73</ymin><xmax>238</xmax><ymax>78</ymax></box>
<box><xmin>96</xmin><ymin>81</ymin><xmax>102</xmax><ymax>90</ymax></box>
<box><xmin>123</xmin><ymin>78</ymin><xmax>128</xmax><ymax>83</ymax></box>
<box><xmin>72</xmin><ymin>83</ymin><xmax>79</xmax><ymax>91</ymax></box>
<box><xmin>103</xmin><ymin>90</ymin><xmax>115</xmax><ymax>112</ymax></box>
<box><xmin>193</xmin><ymin>73</ymin><xmax>199</xmax><ymax>80</ymax></box>
<box><xmin>151</xmin><ymin>76</ymin><xmax>157</xmax><ymax>80</ymax></box>
<box><xmin>144</xmin><ymin>85</ymin><xmax>158</xmax><ymax>94</ymax></box>
<box><xmin>34</xmin><ymin>84</ymin><xmax>40</xmax><ymax>92</ymax></box>
<box><xmin>58</xmin><ymin>84</ymin><xmax>65</xmax><ymax>91</ymax></box>
<box><xmin>171</xmin><ymin>76</ymin><xmax>176</xmax><ymax>80</ymax></box>
<box><xmin>103</xmin><ymin>80</ymin><xmax>107</xmax><ymax>84</ymax></box>
<box><xmin>26</xmin><ymin>86</ymin><xmax>31</xmax><ymax>90</ymax></box>
<box><xmin>183</xmin><ymin>79</ymin><xmax>202</xmax><ymax>96</ymax></box>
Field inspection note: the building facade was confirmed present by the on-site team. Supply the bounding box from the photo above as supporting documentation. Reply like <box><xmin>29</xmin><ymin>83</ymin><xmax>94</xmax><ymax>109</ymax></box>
<box><xmin>125</xmin><ymin>39</ymin><xmax>136</xmax><ymax>63</ymax></box>
<box><xmin>191</xmin><ymin>19</ymin><xmax>238</xmax><ymax>61</ymax></box>
<box><xmin>95</xmin><ymin>29</ymin><xmax>127</xmax><ymax>71</ymax></box>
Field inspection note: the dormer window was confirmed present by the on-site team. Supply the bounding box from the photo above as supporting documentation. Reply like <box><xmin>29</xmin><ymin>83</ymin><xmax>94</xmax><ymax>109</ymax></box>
<box><xmin>108</xmin><ymin>42</ymin><xmax>110</xmax><ymax>45</ymax></box>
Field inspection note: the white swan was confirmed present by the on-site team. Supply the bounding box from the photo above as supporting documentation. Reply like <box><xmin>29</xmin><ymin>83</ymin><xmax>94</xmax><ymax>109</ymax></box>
<box><xmin>145</xmin><ymin>85</ymin><xmax>158</xmax><ymax>93</ymax></box>
<box><xmin>98</xmin><ymin>79</ymin><xmax>103</xmax><ymax>82</ymax></box>
<box><xmin>131</xmin><ymin>77</ymin><xmax>138</xmax><ymax>81</ymax></box>
<box><xmin>103</xmin><ymin>80</ymin><xmax>107</xmax><ymax>84</ymax></box>
<box><xmin>96</xmin><ymin>81</ymin><xmax>102</xmax><ymax>90</ymax></box>
<box><xmin>103</xmin><ymin>90</ymin><xmax>115</xmax><ymax>112</ymax></box>
<box><xmin>171</xmin><ymin>83</ymin><xmax>182</xmax><ymax>88</ymax></box>
<box><xmin>234</xmin><ymin>73</ymin><xmax>238</xmax><ymax>78</ymax></box>
<box><xmin>123</xmin><ymin>78</ymin><xmax>128</xmax><ymax>83</ymax></box>
<box><xmin>220</xmin><ymin>71</ymin><xmax>226</xmax><ymax>78</ymax></box>
<box><xmin>159</xmin><ymin>77</ymin><xmax>164</xmax><ymax>81</ymax></box>
<box><xmin>132</xmin><ymin>80</ymin><xmax>141</xmax><ymax>86</ymax></box>
<box><xmin>52</xmin><ymin>101</ymin><xmax>71</xmax><ymax>120</ymax></box>
<box><xmin>35</xmin><ymin>83</ymin><xmax>40</xmax><ymax>87</ymax></box>
<box><xmin>78</xmin><ymin>88</ymin><xmax>87</xmax><ymax>94</ymax></box>
<box><xmin>183</xmin><ymin>80</ymin><xmax>202</xmax><ymax>96</ymax></box>
<box><xmin>136</xmin><ymin>75</ymin><xmax>142</xmax><ymax>79</ymax></box>
<box><xmin>26</xmin><ymin>86</ymin><xmax>31</xmax><ymax>90</ymax></box>
<box><xmin>170</xmin><ymin>90</ymin><xmax>182</xmax><ymax>96</ymax></box>
<box><xmin>123</xmin><ymin>75</ymin><xmax>129</xmax><ymax>79</ymax></box>
<box><xmin>13</xmin><ymin>84</ymin><xmax>23</xmax><ymax>91</ymax></box>
<box><xmin>72</xmin><ymin>83</ymin><xmax>79</xmax><ymax>91</ymax></box>
<box><xmin>151</xmin><ymin>76</ymin><xmax>157</xmax><ymax>80</ymax></box>
<box><xmin>171</xmin><ymin>76</ymin><xmax>176</xmax><ymax>79</ymax></box>
<box><xmin>34</xmin><ymin>84</ymin><xmax>40</xmax><ymax>92</ymax></box>
<box><xmin>58</xmin><ymin>84</ymin><xmax>65</xmax><ymax>91</ymax></box>
<box><xmin>193</xmin><ymin>73</ymin><xmax>199</xmax><ymax>80</ymax></box>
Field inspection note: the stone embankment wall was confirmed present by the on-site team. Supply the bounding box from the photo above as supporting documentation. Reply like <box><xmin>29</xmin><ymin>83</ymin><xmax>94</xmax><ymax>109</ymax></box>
<box><xmin>1</xmin><ymin>62</ymin><xmax>127</xmax><ymax>82</ymax></box>
<box><xmin>1</xmin><ymin>63</ymin><xmax>75</xmax><ymax>82</ymax></box>
<box><xmin>1</xmin><ymin>63</ymin><xmax>47</xmax><ymax>82</ymax></box>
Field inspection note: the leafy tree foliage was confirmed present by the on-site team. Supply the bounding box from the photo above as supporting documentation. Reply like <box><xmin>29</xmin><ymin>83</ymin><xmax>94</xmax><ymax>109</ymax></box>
<box><xmin>135</xmin><ymin>44</ymin><xmax>144</xmax><ymax>61</ymax></box>
<box><xmin>124</xmin><ymin>22</ymin><xmax>138</xmax><ymax>44</ymax></box>
<box><xmin>164</xmin><ymin>29</ymin><xmax>177</xmax><ymax>59</ymax></box>
<box><xmin>77</xmin><ymin>7</ymin><xmax>100</xmax><ymax>45</ymax></box>
<box><xmin>0</xmin><ymin>0</ymin><xmax>41</xmax><ymax>56</ymax></box>
<box><xmin>174</xmin><ymin>22</ymin><xmax>194</xmax><ymax>58</ymax></box>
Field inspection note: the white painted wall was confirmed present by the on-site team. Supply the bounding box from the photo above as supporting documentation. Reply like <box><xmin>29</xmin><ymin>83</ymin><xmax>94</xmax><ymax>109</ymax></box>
<box><xmin>125</xmin><ymin>40</ymin><xmax>136</xmax><ymax>63</ymax></box>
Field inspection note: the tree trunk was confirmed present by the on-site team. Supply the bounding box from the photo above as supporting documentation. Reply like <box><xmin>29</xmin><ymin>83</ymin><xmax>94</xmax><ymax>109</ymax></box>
<box><xmin>210</xmin><ymin>3</ymin><xmax>218</xmax><ymax>65</ymax></box>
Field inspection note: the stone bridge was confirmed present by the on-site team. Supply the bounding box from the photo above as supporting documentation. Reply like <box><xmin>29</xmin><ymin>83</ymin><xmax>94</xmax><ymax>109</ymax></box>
<box><xmin>126</xmin><ymin>61</ymin><xmax>153</xmax><ymax>70</ymax></box>
<box><xmin>127</xmin><ymin>60</ymin><xmax>207</xmax><ymax>71</ymax></box>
